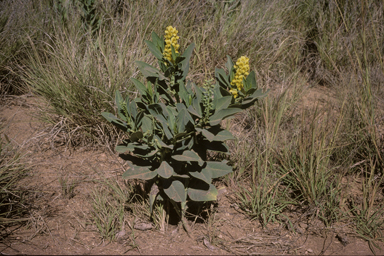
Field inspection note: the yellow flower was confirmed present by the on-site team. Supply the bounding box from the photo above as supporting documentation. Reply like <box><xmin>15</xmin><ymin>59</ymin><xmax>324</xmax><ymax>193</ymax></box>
<box><xmin>229</xmin><ymin>88</ymin><xmax>238</xmax><ymax>98</ymax></box>
<box><xmin>163</xmin><ymin>26</ymin><xmax>180</xmax><ymax>63</ymax></box>
<box><xmin>231</xmin><ymin>56</ymin><xmax>250</xmax><ymax>91</ymax></box>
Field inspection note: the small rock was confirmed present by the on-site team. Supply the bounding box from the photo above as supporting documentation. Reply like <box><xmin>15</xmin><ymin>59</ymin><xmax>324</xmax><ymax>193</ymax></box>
<box><xmin>305</xmin><ymin>248</ymin><xmax>313</xmax><ymax>254</ymax></box>
<box><xmin>134</xmin><ymin>222</ymin><xmax>153</xmax><ymax>231</ymax></box>
<box><xmin>203</xmin><ymin>238</ymin><xmax>217</xmax><ymax>250</ymax></box>
<box><xmin>115</xmin><ymin>230</ymin><xmax>126</xmax><ymax>239</ymax></box>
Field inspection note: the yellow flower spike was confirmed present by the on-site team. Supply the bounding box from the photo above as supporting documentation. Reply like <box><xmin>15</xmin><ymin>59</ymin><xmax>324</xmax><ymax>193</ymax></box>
<box><xmin>163</xmin><ymin>26</ymin><xmax>180</xmax><ymax>63</ymax></box>
<box><xmin>230</xmin><ymin>56</ymin><xmax>250</xmax><ymax>95</ymax></box>
<box><xmin>229</xmin><ymin>89</ymin><xmax>238</xmax><ymax>98</ymax></box>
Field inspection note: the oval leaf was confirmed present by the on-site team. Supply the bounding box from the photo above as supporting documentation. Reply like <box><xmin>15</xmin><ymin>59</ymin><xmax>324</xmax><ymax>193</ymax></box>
<box><xmin>157</xmin><ymin>161</ymin><xmax>174</xmax><ymax>179</ymax></box>
<box><xmin>123</xmin><ymin>165</ymin><xmax>157</xmax><ymax>180</ymax></box>
<box><xmin>214</xmin><ymin>96</ymin><xmax>232</xmax><ymax>112</ymax></box>
<box><xmin>204</xmin><ymin>161</ymin><xmax>232</xmax><ymax>179</ymax></box>
<box><xmin>115</xmin><ymin>143</ymin><xmax>135</xmax><ymax>153</ymax></box>
<box><xmin>244</xmin><ymin>70</ymin><xmax>257</xmax><ymax>92</ymax></box>
<box><xmin>196</xmin><ymin>128</ymin><xmax>215</xmax><ymax>142</ymax></box>
<box><xmin>172</xmin><ymin>150</ymin><xmax>202</xmax><ymax>163</ymax></box>
<box><xmin>213</xmin><ymin>129</ymin><xmax>235</xmax><ymax>141</ymax></box>
<box><xmin>188</xmin><ymin>184</ymin><xmax>218</xmax><ymax>202</ymax></box>
<box><xmin>130</xmin><ymin>131</ymin><xmax>143</xmax><ymax>142</ymax></box>
<box><xmin>135</xmin><ymin>61</ymin><xmax>166</xmax><ymax>80</ymax></box>
<box><xmin>145</xmin><ymin>40</ymin><xmax>163</xmax><ymax>60</ymax></box>
<box><xmin>209</xmin><ymin>108</ymin><xmax>242</xmax><ymax>126</ymax></box>
<box><xmin>131</xmin><ymin>78</ymin><xmax>147</xmax><ymax>97</ymax></box>
<box><xmin>189</xmin><ymin>169</ymin><xmax>212</xmax><ymax>184</ymax></box>
<box><xmin>164</xmin><ymin>180</ymin><xmax>186</xmax><ymax>203</ymax></box>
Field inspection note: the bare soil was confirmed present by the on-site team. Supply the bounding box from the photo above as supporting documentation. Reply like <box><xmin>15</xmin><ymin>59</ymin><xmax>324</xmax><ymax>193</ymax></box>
<box><xmin>0</xmin><ymin>93</ymin><xmax>383</xmax><ymax>255</ymax></box>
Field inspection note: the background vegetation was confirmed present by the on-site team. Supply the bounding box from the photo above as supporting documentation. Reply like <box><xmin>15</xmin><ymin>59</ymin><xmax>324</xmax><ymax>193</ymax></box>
<box><xmin>1</xmin><ymin>0</ymin><xmax>383</xmax><ymax>251</ymax></box>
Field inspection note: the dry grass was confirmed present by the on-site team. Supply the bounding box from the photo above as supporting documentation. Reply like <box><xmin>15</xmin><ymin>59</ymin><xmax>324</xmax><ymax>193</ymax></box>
<box><xmin>1</xmin><ymin>0</ymin><xmax>384</xmax><ymax>253</ymax></box>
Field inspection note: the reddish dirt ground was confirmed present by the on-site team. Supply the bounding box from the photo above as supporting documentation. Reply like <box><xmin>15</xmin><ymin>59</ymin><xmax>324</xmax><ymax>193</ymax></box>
<box><xmin>0</xmin><ymin>94</ymin><xmax>383</xmax><ymax>255</ymax></box>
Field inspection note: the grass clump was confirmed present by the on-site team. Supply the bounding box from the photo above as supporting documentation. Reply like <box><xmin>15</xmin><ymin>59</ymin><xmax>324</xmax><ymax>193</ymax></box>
<box><xmin>1</xmin><ymin>0</ymin><xmax>384</xmax><ymax>252</ymax></box>
<box><xmin>0</xmin><ymin>0</ymin><xmax>54</xmax><ymax>96</ymax></box>
<box><xmin>91</xmin><ymin>178</ymin><xmax>129</xmax><ymax>241</ymax></box>
<box><xmin>0</xmin><ymin>132</ymin><xmax>29</xmax><ymax>235</ymax></box>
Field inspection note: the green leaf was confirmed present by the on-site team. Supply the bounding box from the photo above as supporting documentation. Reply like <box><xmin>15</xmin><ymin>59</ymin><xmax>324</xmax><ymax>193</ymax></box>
<box><xmin>141</xmin><ymin>116</ymin><xmax>152</xmax><ymax>133</ymax></box>
<box><xmin>181</xmin><ymin>43</ymin><xmax>195</xmax><ymax>61</ymax></box>
<box><xmin>134</xmin><ymin>111</ymin><xmax>144</xmax><ymax>129</ymax></box>
<box><xmin>166</xmin><ymin>107</ymin><xmax>176</xmax><ymax>133</ymax></box>
<box><xmin>101</xmin><ymin>112</ymin><xmax>128</xmax><ymax>131</ymax></box>
<box><xmin>225</xmin><ymin>55</ymin><xmax>234</xmax><ymax>73</ymax></box>
<box><xmin>185</xmin><ymin>80</ymin><xmax>193</xmax><ymax>93</ymax></box>
<box><xmin>213</xmin><ymin>129</ymin><xmax>235</xmax><ymax>141</ymax></box>
<box><xmin>115</xmin><ymin>90</ymin><xmax>123</xmax><ymax>103</ymax></box>
<box><xmin>214</xmin><ymin>96</ymin><xmax>232</xmax><ymax>112</ymax></box>
<box><xmin>136</xmin><ymin>101</ymin><xmax>148</xmax><ymax>111</ymax></box>
<box><xmin>244</xmin><ymin>70</ymin><xmax>257</xmax><ymax>92</ymax></box>
<box><xmin>130</xmin><ymin>131</ymin><xmax>143</xmax><ymax>142</ymax></box>
<box><xmin>215</xmin><ymin>68</ymin><xmax>230</xmax><ymax>88</ymax></box>
<box><xmin>187</xmin><ymin>105</ymin><xmax>202</xmax><ymax>118</ymax></box>
<box><xmin>176</xmin><ymin>108</ymin><xmax>194</xmax><ymax>134</ymax></box>
<box><xmin>219</xmin><ymin>86</ymin><xmax>232</xmax><ymax>97</ymax></box>
<box><xmin>250</xmin><ymin>88</ymin><xmax>269</xmax><ymax>99</ymax></box>
<box><xmin>120</xmin><ymin>142</ymin><xmax>150</xmax><ymax>152</ymax></box>
<box><xmin>244</xmin><ymin>88</ymin><xmax>257</xmax><ymax>96</ymax></box>
<box><xmin>116</xmin><ymin>143</ymin><xmax>135</xmax><ymax>153</ymax></box>
<box><xmin>115</xmin><ymin>90</ymin><xmax>125</xmax><ymax>120</ymax></box>
<box><xmin>203</xmin><ymin>140</ymin><xmax>230</xmax><ymax>153</ymax></box>
<box><xmin>204</xmin><ymin>161</ymin><xmax>232</xmax><ymax>178</ymax></box>
<box><xmin>176</xmin><ymin>136</ymin><xmax>194</xmax><ymax>152</ymax></box>
<box><xmin>149</xmin><ymin>182</ymin><xmax>160</xmax><ymax>216</ymax></box>
<box><xmin>192</xmin><ymin>82</ymin><xmax>203</xmax><ymax>103</ymax></box>
<box><xmin>180</xmin><ymin>43</ymin><xmax>195</xmax><ymax>78</ymax></box>
<box><xmin>136</xmin><ymin>61</ymin><xmax>166</xmax><ymax>80</ymax></box>
<box><xmin>240</xmin><ymin>98</ymin><xmax>259</xmax><ymax>109</ymax></box>
<box><xmin>163</xmin><ymin>180</ymin><xmax>186</xmax><ymax>203</ymax></box>
<box><xmin>131</xmin><ymin>78</ymin><xmax>147</xmax><ymax>97</ymax></box>
<box><xmin>188</xmin><ymin>183</ymin><xmax>218</xmax><ymax>202</ymax></box>
<box><xmin>151</xmin><ymin>31</ymin><xmax>163</xmax><ymax>50</ymax></box>
<box><xmin>196</xmin><ymin>128</ymin><xmax>215</xmax><ymax>142</ymax></box>
<box><xmin>174</xmin><ymin>132</ymin><xmax>189</xmax><ymax>141</ymax></box>
<box><xmin>209</xmin><ymin>108</ymin><xmax>242</xmax><ymax>126</ymax></box>
<box><xmin>192</xmin><ymin>98</ymin><xmax>202</xmax><ymax>117</ymax></box>
<box><xmin>135</xmin><ymin>144</ymin><xmax>152</xmax><ymax>151</ymax></box>
<box><xmin>122</xmin><ymin>165</ymin><xmax>157</xmax><ymax>180</ymax></box>
<box><xmin>148</xmin><ymin>103</ymin><xmax>167</xmax><ymax>124</ymax></box>
<box><xmin>162</xmin><ymin>124</ymin><xmax>174</xmax><ymax>140</ymax></box>
<box><xmin>189</xmin><ymin>169</ymin><xmax>212</xmax><ymax>184</ymax></box>
<box><xmin>175</xmin><ymin>56</ymin><xmax>186</xmax><ymax>64</ymax></box>
<box><xmin>178</xmin><ymin>80</ymin><xmax>190</xmax><ymax>105</ymax></box>
<box><xmin>172</xmin><ymin>174</ymin><xmax>190</xmax><ymax>179</ymax></box>
<box><xmin>176</xmin><ymin>103</ymin><xmax>186</xmax><ymax>113</ymax></box>
<box><xmin>131</xmin><ymin>145</ymin><xmax>157</xmax><ymax>158</ymax></box>
<box><xmin>172</xmin><ymin>150</ymin><xmax>203</xmax><ymax>165</ymax></box>
<box><xmin>154</xmin><ymin>136</ymin><xmax>173</xmax><ymax>150</ymax></box>
<box><xmin>128</xmin><ymin>101</ymin><xmax>138</xmax><ymax>121</ymax></box>
<box><xmin>176</xmin><ymin>109</ymin><xmax>187</xmax><ymax>134</ymax></box>
<box><xmin>149</xmin><ymin>103</ymin><xmax>168</xmax><ymax>116</ymax></box>
<box><xmin>157</xmin><ymin>161</ymin><xmax>174</xmax><ymax>179</ymax></box>
<box><xmin>101</xmin><ymin>111</ymin><xmax>120</xmax><ymax>123</ymax></box>
<box><xmin>171</xmin><ymin>44</ymin><xmax>177</xmax><ymax>62</ymax></box>
<box><xmin>145</xmin><ymin>40</ymin><xmax>163</xmax><ymax>60</ymax></box>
